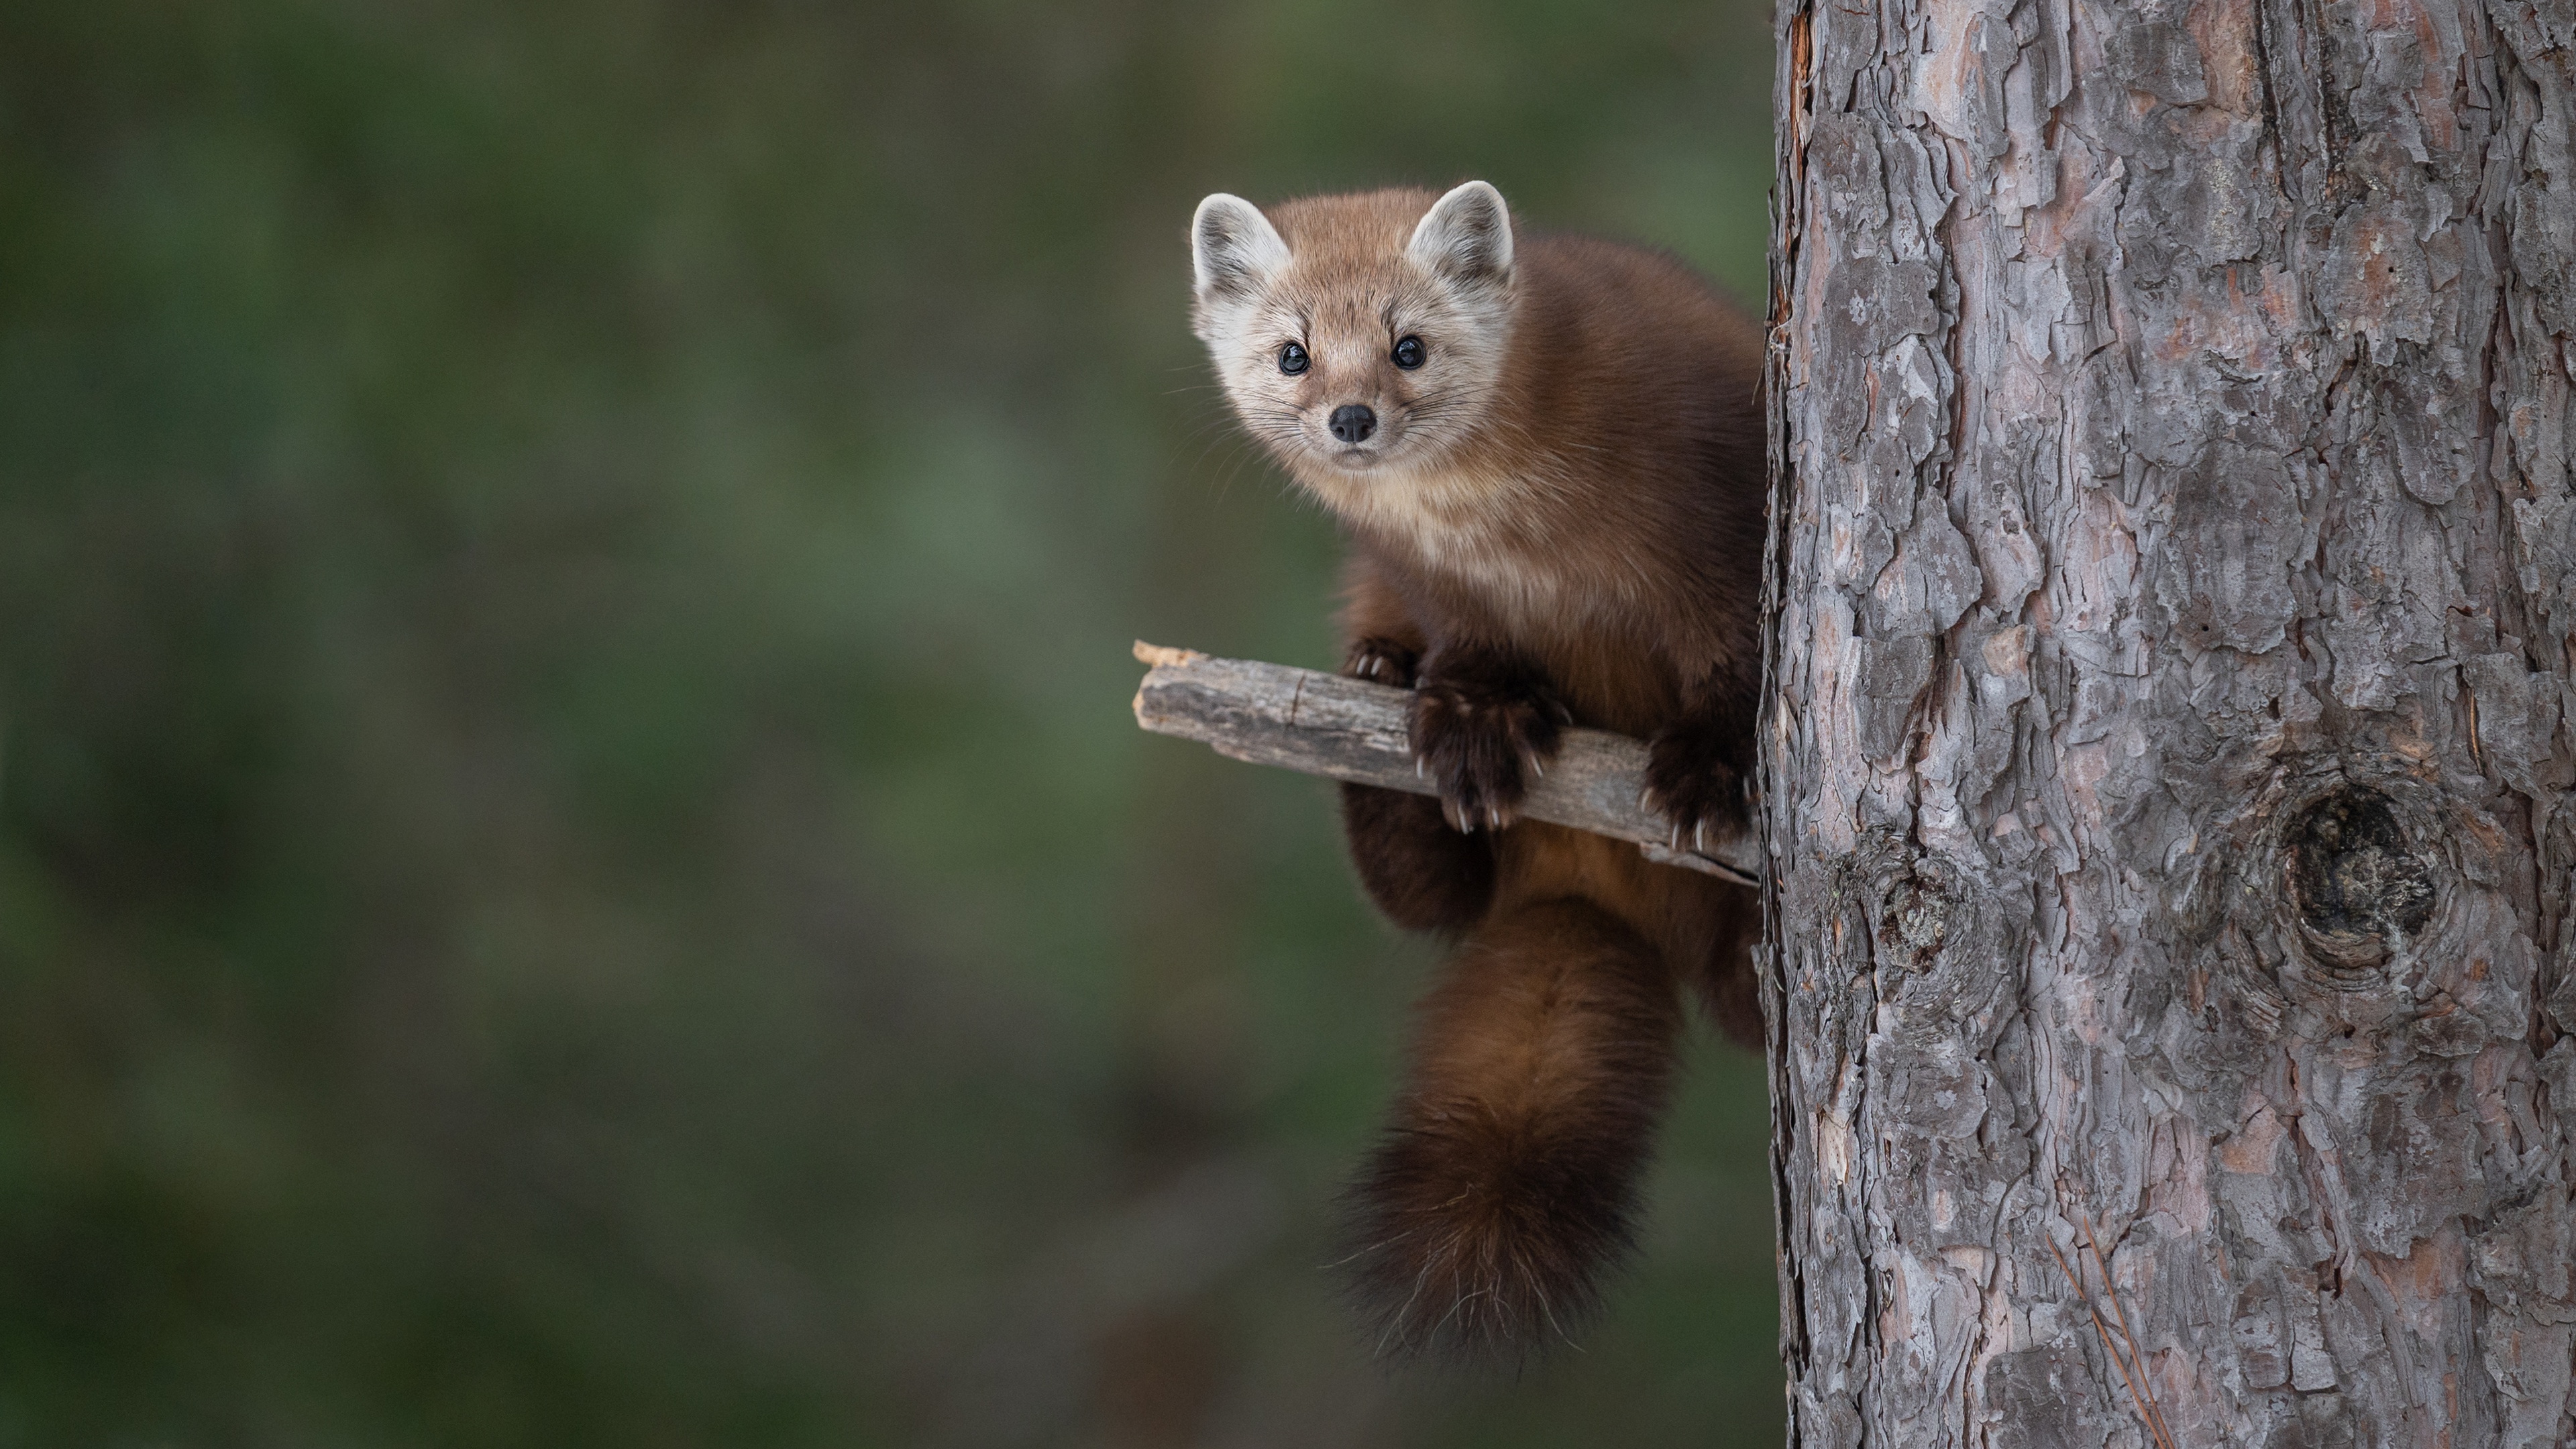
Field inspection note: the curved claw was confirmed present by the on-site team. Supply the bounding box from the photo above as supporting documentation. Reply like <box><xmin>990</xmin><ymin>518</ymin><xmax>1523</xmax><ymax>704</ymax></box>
<box><xmin>1408</xmin><ymin>671</ymin><xmax>1562</xmax><ymax>845</ymax></box>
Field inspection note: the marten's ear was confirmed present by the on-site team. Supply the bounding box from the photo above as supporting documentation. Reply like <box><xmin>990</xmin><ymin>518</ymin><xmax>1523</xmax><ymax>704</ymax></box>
<box><xmin>1191</xmin><ymin>194</ymin><xmax>1289</xmax><ymax>301</ymax></box>
<box><xmin>1408</xmin><ymin>180</ymin><xmax>1513</xmax><ymax>288</ymax></box>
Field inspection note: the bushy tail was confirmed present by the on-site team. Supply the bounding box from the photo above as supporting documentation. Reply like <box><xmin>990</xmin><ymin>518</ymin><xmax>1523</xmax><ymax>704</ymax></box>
<box><xmin>1342</xmin><ymin>898</ymin><xmax>1680</xmax><ymax>1362</ymax></box>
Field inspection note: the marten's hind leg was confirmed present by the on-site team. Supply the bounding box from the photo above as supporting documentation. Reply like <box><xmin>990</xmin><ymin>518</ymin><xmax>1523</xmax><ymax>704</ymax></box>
<box><xmin>1342</xmin><ymin>897</ymin><xmax>1680</xmax><ymax>1361</ymax></box>
<box><xmin>1691</xmin><ymin>884</ymin><xmax>1766</xmax><ymax>1051</ymax></box>
<box><xmin>1339</xmin><ymin>784</ymin><xmax>1495</xmax><ymax>931</ymax></box>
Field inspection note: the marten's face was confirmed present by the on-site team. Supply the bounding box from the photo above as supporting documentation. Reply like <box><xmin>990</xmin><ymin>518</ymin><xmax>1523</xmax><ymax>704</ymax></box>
<box><xmin>1190</xmin><ymin>184</ymin><xmax>1515</xmax><ymax>511</ymax></box>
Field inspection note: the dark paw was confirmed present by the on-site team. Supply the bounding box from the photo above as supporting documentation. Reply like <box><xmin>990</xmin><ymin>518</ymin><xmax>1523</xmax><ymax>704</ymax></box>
<box><xmin>1409</xmin><ymin>676</ymin><xmax>1568</xmax><ymax>833</ymax></box>
<box><xmin>1641</xmin><ymin>722</ymin><xmax>1749</xmax><ymax>855</ymax></box>
<box><xmin>1344</xmin><ymin>636</ymin><xmax>1419</xmax><ymax>687</ymax></box>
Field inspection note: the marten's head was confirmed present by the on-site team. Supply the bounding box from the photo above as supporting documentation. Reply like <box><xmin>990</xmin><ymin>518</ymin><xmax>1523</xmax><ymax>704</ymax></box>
<box><xmin>1189</xmin><ymin>182</ymin><xmax>1517</xmax><ymax>517</ymax></box>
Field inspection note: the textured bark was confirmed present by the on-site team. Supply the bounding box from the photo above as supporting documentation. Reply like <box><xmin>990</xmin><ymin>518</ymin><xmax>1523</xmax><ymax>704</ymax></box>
<box><xmin>1129</xmin><ymin>643</ymin><xmax>1758</xmax><ymax>881</ymax></box>
<box><xmin>1764</xmin><ymin>0</ymin><xmax>2576</xmax><ymax>1444</ymax></box>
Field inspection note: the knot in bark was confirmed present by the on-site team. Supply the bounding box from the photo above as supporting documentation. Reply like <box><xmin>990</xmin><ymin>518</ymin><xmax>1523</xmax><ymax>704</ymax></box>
<box><xmin>2284</xmin><ymin>784</ymin><xmax>2436</xmax><ymax>981</ymax></box>
<box><xmin>1878</xmin><ymin>877</ymin><xmax>1950</xmax><ymax>970</ymax></box>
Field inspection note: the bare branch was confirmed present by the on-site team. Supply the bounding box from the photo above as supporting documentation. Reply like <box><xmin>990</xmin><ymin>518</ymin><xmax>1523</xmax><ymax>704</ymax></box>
<box><xmin>1130</xmin><ymin>642</ymin><xmax>1758</xmax><ymax>885</ymax></box>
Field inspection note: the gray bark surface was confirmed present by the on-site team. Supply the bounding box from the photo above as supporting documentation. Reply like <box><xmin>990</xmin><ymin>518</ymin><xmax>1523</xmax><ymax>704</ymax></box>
<box><xmin>1130</xmin><ymin>643</ymin><xmax>1758</xmax><ymax>881</ymax></box>
<box><xmin>1764</xmin><ymin>0</ymin><xmax>2576</xmax><ymax>1444</ymax></box>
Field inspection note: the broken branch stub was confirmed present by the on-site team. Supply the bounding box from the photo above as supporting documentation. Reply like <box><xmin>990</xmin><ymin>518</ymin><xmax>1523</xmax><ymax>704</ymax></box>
<box><xmin>1129</xmin><ymin>642</ymin><xmax>1759</xmax><ymax>885</ymax></box>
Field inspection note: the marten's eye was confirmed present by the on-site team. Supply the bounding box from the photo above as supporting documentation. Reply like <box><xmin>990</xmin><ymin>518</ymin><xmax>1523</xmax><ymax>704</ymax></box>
<box><xmin>1392</xmin><ymin>335</ymin><xmax>1426</xmax><ymax>370</ymax></box>
<box><xmin>1278</xmin><ymin>341</ymin><xmax>1311</xmax><ymax>375</ymax></box>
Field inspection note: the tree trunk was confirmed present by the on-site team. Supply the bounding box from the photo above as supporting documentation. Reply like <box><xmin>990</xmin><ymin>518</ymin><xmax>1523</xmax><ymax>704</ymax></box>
<box><xmin>1762</xmin><ymin>0</ymin><xmax>2576</xmax><ymax>1443</ymax></box>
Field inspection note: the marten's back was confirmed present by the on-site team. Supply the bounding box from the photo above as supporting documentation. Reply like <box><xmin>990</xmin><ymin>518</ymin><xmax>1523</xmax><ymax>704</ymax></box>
<box><xmin>1509</xmin><ymin>233</ymin><xmax>1768</xmax><ymax>511</ymax></box>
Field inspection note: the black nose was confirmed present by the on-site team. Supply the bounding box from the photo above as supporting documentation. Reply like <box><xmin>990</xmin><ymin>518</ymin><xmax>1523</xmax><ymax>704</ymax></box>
<box><xmin>1328</xmin><ymin>404</ymin><xmax>1377</xmax><ymax>443</ymax></box>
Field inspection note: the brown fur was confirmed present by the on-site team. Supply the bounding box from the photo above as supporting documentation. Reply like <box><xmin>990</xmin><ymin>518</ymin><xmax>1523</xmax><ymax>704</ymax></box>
<box><xmin>1348</xmin><ymin>898</ymin><xmax>1680</xmax><ymax>1359</ymax></box>
<box><xmin>1189</xmin><ymin>183</ymin><xmax>1768</xmax><ymax>1362</ymax></box>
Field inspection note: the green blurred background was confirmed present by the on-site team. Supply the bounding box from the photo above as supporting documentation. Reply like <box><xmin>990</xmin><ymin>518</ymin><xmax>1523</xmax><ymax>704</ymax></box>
<box><xmin>0</xmin><ymin>3</ymin><xmax>1778</xmax><ymax>1444</ymax></box>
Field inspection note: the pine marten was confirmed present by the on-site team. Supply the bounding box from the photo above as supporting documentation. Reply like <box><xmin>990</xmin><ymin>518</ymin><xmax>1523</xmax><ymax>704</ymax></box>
<box><xmin>1187</xmin><ymin>180</ymin><xmax>1768</xmax><ymax>1361</ymax></box>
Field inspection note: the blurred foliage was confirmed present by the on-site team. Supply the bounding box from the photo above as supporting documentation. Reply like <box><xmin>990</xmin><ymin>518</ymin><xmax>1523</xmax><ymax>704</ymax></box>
<box><xmin>0</xmin><ymin>1</ymin><xmax>1779</xmax><ymax>1444</ymax></box>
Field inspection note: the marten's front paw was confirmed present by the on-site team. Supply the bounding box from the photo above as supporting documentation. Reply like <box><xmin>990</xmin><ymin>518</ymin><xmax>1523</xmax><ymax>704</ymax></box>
<box><xmin>1343</xmin><ymin>637</ymin><xmax>1420</xmax><ymax>688</ymax></box>
<box><xmin>1409</xmin><ymin>677</ymin><xmax>1568</xmax><ymax>833</ymax></box>
<box><xmin>1642</xmin><ymin>722</ymin><xmax>1749</xmax><ymax>854</ymax></box>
